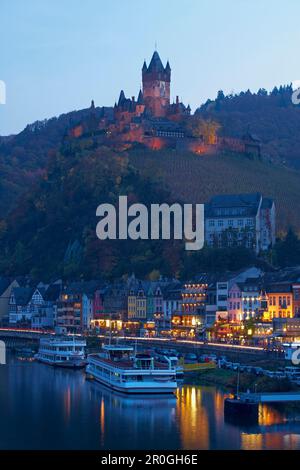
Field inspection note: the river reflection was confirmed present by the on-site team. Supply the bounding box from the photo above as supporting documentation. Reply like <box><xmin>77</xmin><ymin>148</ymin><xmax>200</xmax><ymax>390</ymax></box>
<box><xmin>1</xmin><ymin>354</ymin><xmax>300</xmax><ymax>449</ymax></box>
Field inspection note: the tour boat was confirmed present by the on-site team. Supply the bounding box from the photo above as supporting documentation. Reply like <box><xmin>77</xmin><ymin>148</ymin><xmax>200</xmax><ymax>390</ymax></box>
<box><xmin>86</xmin><ymin>344</ymin><xmax>177</xmax><ymax>394</ymax></box>
<box><xmin>35</xmin><ymin>336</ymin><xmax>86</xmax><ymax>368</ymax></box>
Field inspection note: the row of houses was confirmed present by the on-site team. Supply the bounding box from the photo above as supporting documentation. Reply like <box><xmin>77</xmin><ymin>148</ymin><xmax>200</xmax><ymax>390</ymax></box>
<box><xmin>1</xmin><ymin>266</ymin><xmax>300</xmax><ymax>341</ymax></box>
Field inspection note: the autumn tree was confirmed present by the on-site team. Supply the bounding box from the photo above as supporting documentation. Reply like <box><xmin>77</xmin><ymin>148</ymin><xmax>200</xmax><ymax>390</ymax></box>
<box><xmin>186</xmin><ymin>117</ymin><xmax>221</xmax><ymax>144</ymax></box>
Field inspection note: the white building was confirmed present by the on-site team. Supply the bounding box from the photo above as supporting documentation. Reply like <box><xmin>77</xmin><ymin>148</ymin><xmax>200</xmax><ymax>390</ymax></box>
<box><xmin>205</xmin><ymin>193</ymin><xmax>276</xmax><ymax>254</ymax></box>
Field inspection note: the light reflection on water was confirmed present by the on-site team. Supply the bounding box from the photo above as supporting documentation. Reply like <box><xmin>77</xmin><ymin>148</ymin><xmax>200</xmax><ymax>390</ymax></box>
<box><xmin>1</xmin><ymin>354</ymin><xmax>300</xmax><ymax>449</ymax></box>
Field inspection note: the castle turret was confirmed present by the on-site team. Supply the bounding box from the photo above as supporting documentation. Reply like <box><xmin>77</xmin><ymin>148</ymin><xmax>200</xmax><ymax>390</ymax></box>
<box><xmin>142</xmin><ymin>51</ymin><xmax>171</xmax><ymax>117</ymax></box>
<box><xmin>118</xmin><ymin>90</ymin><xmax>126</xmax><ymax>106</ymax></box>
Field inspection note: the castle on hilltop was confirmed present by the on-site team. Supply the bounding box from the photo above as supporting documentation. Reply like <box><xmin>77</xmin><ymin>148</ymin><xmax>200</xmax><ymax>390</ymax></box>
<box><xmin>69</xmin><ymin>50</ymin><xmax>208</xmax><ymax>152</ymax></box>
<box><xmin>68</xmin><ymin>50</ymin><xmax>261</xmax><ymax>156</ymax></box>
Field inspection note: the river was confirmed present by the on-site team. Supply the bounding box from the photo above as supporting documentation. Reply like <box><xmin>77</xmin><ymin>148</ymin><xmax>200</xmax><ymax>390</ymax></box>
<box><xmin>1</xmin><ymin>354</ymin><xmax>300</xmax><ymax>450</ymax></box>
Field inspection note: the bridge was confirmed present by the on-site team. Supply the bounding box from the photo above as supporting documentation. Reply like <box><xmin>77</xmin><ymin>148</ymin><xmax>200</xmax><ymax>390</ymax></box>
<box><xmin>0</xmin><ymin>328</ymin><xmax>48</xmax><ymax>348</ymax></box>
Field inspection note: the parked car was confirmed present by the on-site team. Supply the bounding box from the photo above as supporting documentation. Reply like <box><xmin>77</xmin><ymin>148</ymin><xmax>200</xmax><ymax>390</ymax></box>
<box><xmin>199</xmin><ymin>354</ymin><xmax>217</xmax><ymax>363</ymax></box>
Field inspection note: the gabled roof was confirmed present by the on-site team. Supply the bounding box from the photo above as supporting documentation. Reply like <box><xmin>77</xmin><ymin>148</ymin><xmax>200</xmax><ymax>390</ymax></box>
<box><xmin>64</xmin><ymin>280</ymin><xmax>103</xmax><ymax>296</ymax></box>
<box><xmin>44</xmin><ymin>284</ymin><xmax>62</xmax><ymax>302</ymax></box>
<box><xmin>265</xmin><ymin>283</ymin><xmax>292</xmax><ymax>294</ymax></box>
<box><xmin>205</xmin><ymin>193</ymin><xmax>262</xmax><ymax>218</ymax></box>
<box><xmin>12</xmin><ymin>287</ymin><xmax>34</xmax><ymax>306</ymax></box>
<box><xmin>161</xmin><ymin>282</ymin><xmax>182</xmax><ymax>300</ymax></box>
<box><xmin>0</xmin><ymin>278</ymin><xmax>12</xmax><ymax>296</ymax></box>
<box><xmin>236</xmin><ymin>277</ymin><xmax>262</xmax><ymax>291</ymax></box>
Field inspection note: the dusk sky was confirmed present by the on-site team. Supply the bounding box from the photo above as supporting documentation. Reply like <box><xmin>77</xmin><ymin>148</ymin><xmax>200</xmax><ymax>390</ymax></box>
<box><xmin>1</xmin><ymin>0</ymin><xmax>299</xmax><ymax>135</ymax></box>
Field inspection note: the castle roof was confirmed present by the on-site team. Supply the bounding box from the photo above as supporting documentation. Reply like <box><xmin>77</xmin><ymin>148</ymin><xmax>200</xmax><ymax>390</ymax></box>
<box><xmin>147</xmin><ymin>51</ymin><xmax>165</xmax><ymax>73</ymax></box>
<box><xmin>118</xmin><ymin>90</ymin><xmax>126</xmax><ymax>106</ymax></box>
<box><xmin>137</xmin><ymin>89</ymin><xmax>144</xmax><ymax>104</ymax></box>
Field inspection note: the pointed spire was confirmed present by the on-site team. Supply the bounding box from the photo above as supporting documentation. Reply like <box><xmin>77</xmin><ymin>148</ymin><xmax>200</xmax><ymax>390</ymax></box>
<box><xmin>148</xmin><ymin>51</ymin><xmax>164</xmax><ymax>72</ymax></box>
<box><xmin>137</xmin><ymin>89</ymin><xmax>144</xmax><ymax>104</ymax></box>
<box><xmin>90</xmin><ymin>99</ymin><xmax>95</xmax><ymax>109</ymax></box>
<box><xmin>142</xmin><ymin>60</ymin><xmax>147</xmax><ymax>72</ymax></box>
<box><xmin>118</xmin><ymin>90</ymin><xmax>126</xmax><ymax>106</ymax></box>
<box><xmin>165</xmin><ymin>60</ymin><xmax>171</xmax><ymax>71</ymax></box>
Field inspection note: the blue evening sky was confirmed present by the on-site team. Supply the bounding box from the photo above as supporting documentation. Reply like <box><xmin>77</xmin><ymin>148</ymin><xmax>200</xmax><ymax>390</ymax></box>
<box><xmin>0</xmin><ymin>0</ymin><xmax>299</xmax><ymax>135</ymax></box>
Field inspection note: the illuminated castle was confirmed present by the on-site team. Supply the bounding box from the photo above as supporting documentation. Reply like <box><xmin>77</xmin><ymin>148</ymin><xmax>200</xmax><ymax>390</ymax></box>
<box><xmin>113</xmin><ymin>50</ymin><xmax>190</xmax><ymax>128</ymax></box>
<box><xmin>68</xmin><ymin>51</ymin><xmax>207</xmax><ymax>152</ymax></box>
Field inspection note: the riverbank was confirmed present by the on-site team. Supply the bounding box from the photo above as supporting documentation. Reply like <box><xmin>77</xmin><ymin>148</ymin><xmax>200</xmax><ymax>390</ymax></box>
<box><xmin>186</xmin><ymin>367</ymin><xmax>297</xmax><ymax>393</ymax></box>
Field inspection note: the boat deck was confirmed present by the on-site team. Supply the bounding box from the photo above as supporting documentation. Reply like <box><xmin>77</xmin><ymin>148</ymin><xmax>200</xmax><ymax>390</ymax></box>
<box><xmin>89</xmin><ymin>354</ymin><xmax>169</xmax><ymax>370</ymax></box>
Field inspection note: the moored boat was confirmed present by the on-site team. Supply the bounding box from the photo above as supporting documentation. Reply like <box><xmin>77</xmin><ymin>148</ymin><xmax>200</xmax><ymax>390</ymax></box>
<box><xmin>86</xmin><ymin>344</ymin><xmax>177</xmax><ymax>394</ymax></box>
<box><xmin>35</xmin><ymin>336</ymin><xmax>86</xmax><ymax>368</ymax></box>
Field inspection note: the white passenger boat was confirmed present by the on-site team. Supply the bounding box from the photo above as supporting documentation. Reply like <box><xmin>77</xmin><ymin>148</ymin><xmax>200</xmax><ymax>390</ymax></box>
<box><xmin>35</xmin><ymin>336</ymin><xmax>86</xmax><ymax>368</ymax></box>
<box><xmin>86</xmin><ymin>344</ymin><xmax>177</xmax><ymax>394</ymax></box>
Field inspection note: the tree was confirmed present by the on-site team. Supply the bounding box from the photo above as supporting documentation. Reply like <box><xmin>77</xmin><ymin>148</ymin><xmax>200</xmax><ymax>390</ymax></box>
<box><xmin>274</xmin><ymin>227</ymin><xmax>300</xmax><ymax>267</ymax></box>
<box><xmin>186</xmin><ymin>117</ymin><xmax>221</xmax><ymax>144</ymax></box>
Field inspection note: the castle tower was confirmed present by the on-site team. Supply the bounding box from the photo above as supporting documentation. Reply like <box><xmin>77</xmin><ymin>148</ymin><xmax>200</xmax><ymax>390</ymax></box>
<box><xmin>142</xmin><ymin>51</ymin><xmax>171</xmax><ymax>117</ymax></box>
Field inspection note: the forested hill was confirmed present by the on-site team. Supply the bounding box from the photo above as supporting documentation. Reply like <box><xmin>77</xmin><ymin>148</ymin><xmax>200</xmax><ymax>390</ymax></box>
<box><xmin>0</xmin><ymin>104</ymin><xmax>112</xmax><ymax>217</ymax></box>
<box><xmin>196</xmin><ymin>85</ymin><xmax>300</xmax><ymax>168</ymax></box>
<box><xmin>1</xmin><ymin>84</ymin><xmax>300</xmax><ymax>223</ymax></box>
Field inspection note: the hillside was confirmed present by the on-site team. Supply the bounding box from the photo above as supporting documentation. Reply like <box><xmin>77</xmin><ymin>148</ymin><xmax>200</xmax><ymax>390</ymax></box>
<box><xmin>0</xmin><ymin>104</ymin><xmax>112</xmax><ymax>217</ymax></box>
<box><xmin>0</xmin><ymin>141</ymin><xmax>183</xmax><ymax>281</ymax></box>
<box><xmin>1</xmin><ymin>84</ymin><xmax>300</xmax><ymax>220</ymax></box>
<box><xmin>196</xmin><ymin>85</ymin><xmax>300</xmax><ymax>168</ymax></box>
<box><xmin>1</xmin><ymin>136</ymin><xmax>300</xmax><ymax>280</ymax></box>
<box><xmin>129</xmin><ymin>148</ymin><xmax>300</xmax><ymax>234</ymax></box>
